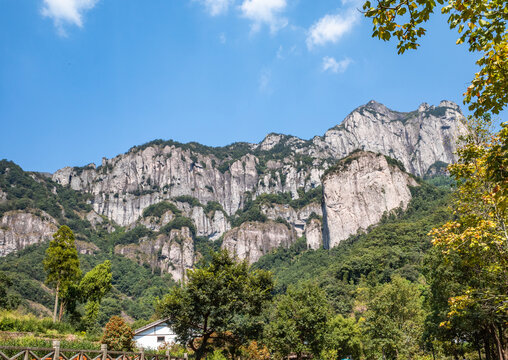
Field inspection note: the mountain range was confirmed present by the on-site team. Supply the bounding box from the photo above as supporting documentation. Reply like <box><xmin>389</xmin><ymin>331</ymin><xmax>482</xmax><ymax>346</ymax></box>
<box><xmin>0</xmin><ymin>99</ymin><xmax>466</xmax><ymax>318</ymax></box>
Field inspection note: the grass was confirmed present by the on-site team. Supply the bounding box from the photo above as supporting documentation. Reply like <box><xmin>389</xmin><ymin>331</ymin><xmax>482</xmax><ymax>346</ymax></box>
<box><xmin>0</xmin><ymin>335</ymin><xmax>100</xmax><ymax>356</ymax></box>
<box><xmin>0</xmin><ymin>310</ymin><xmax>101</xmax><ymax>355</ymax></box>
<box><xmin>0</xmin><ymin>311</ymin><xmax>75</xmax><ymax>334</ymax></box>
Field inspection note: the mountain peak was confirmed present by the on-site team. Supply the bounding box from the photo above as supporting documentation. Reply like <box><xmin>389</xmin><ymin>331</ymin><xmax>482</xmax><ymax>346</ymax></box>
<box><xmin>438</xmin><ymin>100</ymin><xmax>461</xmax><ymax>112</ymax></box>
<box><xmin>364</xmin><ymin>100</ymin><xmax>391</xmax><ymax>113</ymax></box>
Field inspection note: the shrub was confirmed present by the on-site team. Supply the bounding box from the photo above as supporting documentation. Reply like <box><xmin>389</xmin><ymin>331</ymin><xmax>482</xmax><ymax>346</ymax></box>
<box><xmin>203</xmin><ymin>201</ymin><xmax>225</xmax><ymax>215</ymax></box>
<box><xmin>101</xmin><ymin>316</ymin><xmax>134</xmax><ymax>351</ymax></box>
<box><xmin>173</xmin><ymin>196</ymin><xmax>202</xmax><ymax>208</ymax></box>
<box><xmin>142</xmin><ymin>202</ymin><xmax>182</xmax><ymax>218</ymax></box>
<box><xmin>206</xmin><ymin>349</ymin><xmax>227</xmax><ymax>360</ymax></box>
<box><xmin>160</xmin><ymin>216</ymin><xmax>196</xmax><ymax>237</ymax></box>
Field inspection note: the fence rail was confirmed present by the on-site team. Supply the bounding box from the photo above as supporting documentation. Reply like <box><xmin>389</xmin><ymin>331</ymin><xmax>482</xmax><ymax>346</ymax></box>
<box><xmin>0</xmin><ymin>342</ymin><xmax>187</xmax><ymax>360</ymax></box>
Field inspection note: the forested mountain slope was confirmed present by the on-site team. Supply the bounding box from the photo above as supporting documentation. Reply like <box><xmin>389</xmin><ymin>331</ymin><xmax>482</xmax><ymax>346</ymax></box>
<box><xmin>0</xmin><ymin>100</ymin><xmax>463</xmax><ymax>321</ymax></box>
<box><xmin>254</xmin><ymin>180</ymin><xmax>452</xmax><ymax>314</ymax></box>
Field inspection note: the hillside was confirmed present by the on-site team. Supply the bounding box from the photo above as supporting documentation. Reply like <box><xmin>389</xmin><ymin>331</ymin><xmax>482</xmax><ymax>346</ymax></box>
<box><xmin>254</xmin><ymin>180</ymin><xmax>453</xmax><ymax>313</ymax></box>
<box><xmin>0</xmin><ymin>100</ymin><xmax>464</xmax><ymax>322</ymax></box>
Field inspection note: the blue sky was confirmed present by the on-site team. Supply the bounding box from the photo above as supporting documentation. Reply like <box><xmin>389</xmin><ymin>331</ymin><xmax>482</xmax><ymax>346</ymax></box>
<box><xmin>0</xmin><ymin>0</ymin><xmax>502</xmax><ymax>173</ymax></box>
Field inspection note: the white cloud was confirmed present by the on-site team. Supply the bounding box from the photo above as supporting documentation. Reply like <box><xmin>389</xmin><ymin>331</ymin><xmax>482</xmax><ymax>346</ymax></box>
<box><xmin>276</xmin><ymin>45</ymin><xmax>284</xmax><ymax>59</ymax></box>
<box><xmin>259</xmin><ymin>68</ymin><xmax>272</xmax><ymax>93</ymax></box>
<box><xmin>195</xmin><ymin>0</ymin><xmax>234</xmax><ymax>16</ymax></box>
<box><xmin>322</xmin><ymin>56</ymin><xmax>352</xmax><ymax>73</ymax></box>
<box><xmin>240</xmin><ymin>0</ymin><xmax>288</xmax><ymax>33</ymax></box>
<box><xmin>41</xmin><ymin>0</ymin><xmax>99</xmax><ymax>34</ymax></box>
<box><xmin>306</xmin><ymin>9</ymin><xmax>359</xmax><ymax>49</ymax></box>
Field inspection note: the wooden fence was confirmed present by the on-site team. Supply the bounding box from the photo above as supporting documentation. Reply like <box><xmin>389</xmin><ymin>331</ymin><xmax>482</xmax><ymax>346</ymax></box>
<box><xmin>0</xmin><ymin>342</ymin><xmax>187</xmax><ymax>360</ymax></box>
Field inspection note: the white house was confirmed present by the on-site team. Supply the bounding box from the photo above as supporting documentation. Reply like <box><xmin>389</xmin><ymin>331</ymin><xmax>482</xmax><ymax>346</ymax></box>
<box><xmin>134</xmin><ymin>319</ymin><xmax>178</xmax><ymax>350</ymax></box>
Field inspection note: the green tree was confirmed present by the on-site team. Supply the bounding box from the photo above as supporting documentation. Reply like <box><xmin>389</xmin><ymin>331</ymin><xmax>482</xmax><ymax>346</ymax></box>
<box><xmin>362</xmin><ymin>0</ymin><xmax>508</xmax><ymax>116</ymax></box>
<box><xmin>265</xmin><ymin>281</ymin><xmax>331</xmax><ymax>360</ymax></box>
<box><xmin>0</xmin><ymin>271</ymin><xmax>21</xmax><ymax>310</ymax></box>
<box><xmin>97</xmin><ymin>297</ymin><xmax>123</xmax><ymax>327</ymax></box>
<box><xmin>424</xmin><ymin>248</ymin><xmax>478</xmax><ymax>360</ymax></box>
<box><xmin>323</xmin><ymin>314</ymin><xmax>363</xmax><ymax>360</ymax></box>
<box><xmin>79</xmin><ymin>260</ymin><xmax>113</xmax><ymax>330</ymax></box>
<box><xmin>101</xmin><ymin>315</ymin><xmax>134</xmax><ymax>351</ymax></box>
<box><xmin>360</xmin><ymin>275</ymin><xmax>426</xmax><ymax>360</ymax></box>
<box><xmin>157</xmin><ymin>250</ymin><xmax>274</xmax><ymax>360</ymax></box>
<box><xmin>44</xmin><ymin>225</ymin><xmax>82</xmax><ymax>322</ymax></box>
<box><xmin>430</xmin><ymin>119</ymin><xmax>508</xmax><ymax>360</ymax></box>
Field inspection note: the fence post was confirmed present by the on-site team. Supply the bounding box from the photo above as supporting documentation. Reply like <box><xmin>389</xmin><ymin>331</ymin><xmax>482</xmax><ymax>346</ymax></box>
<box><xmin>101</xmin><ymin>344</ymin><xmax>108</xmax><ymax>360</ymax></box>
<box><xmin>24</xmin><ymin>350</ymin><xmax>29</xmax><ymax>360</ymax></box>
<box><xmin>53</xmin><ymin>340</ymin><xmax>60</xmax><ymax>360</ymax></box>
<box><xmin>165</xmin><ymin>349</ymin><xmax>169</xmax><ymax>360</ymax></box>
<box><xmin>184</xmin><ymin>353</ymin><xmax>188</xmax><ymax>360</ymax></box>
<box><xmin>140</xmin><ymin>349</ymin><xmax>145</xmax><ymax>360</ymax></box>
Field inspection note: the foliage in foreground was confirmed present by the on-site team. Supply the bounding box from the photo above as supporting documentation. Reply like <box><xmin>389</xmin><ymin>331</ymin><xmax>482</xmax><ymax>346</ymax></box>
<box><xmin>101</xmin><ymin>316</ymin><xmax>134</xmax><ymax>351</ymax></box>
<box><xmin>265</xmin><ymin>282</ymin><xmax>330</xmax><ymax>360</ymax></box>
<box><xmin>429</xmin><ymin>119</ymin><xmax>507</xmax><ymax>359</ymax></box>
<box><xmin>362</xmin><ymin>0</ymin><xmax>508</xmax><ymax>117</ymax></box>
<box><xmin>157</xmin><ymin>250</ymin><xmax>274</xmax><ymax>360</ymax></box>
<box><xmin>44</xmin><ymin>225</ymin><xmax>82</xmax><ymax>322</ymax></box>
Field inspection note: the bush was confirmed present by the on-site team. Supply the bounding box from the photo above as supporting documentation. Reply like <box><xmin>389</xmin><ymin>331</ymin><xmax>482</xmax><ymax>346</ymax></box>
<box><xmin>115</xmin><ymin>226</ymin><xmax>154</xmax><ymax>245</ymax></box>
<box><xmin>142</xmin><ymin>202</ymin><xmax>182</xmax><ymax>218</ymax></box>
<box><xmin>203</xmin><ymin>201</ymin><xmax>225</xmax><ymax>215</ymax></box>
<box><xmin>101</xmin><ymin>316</ymin><xmax>134</xmax><ymax>351</ymax></box>
<box><xmin>173</xmin><ymin>196</ymin><xmax>202</xmax><ymax>208</ymax></box>
<box><xmin>160</xmin><ymin>216</ymin><xmax>196</xmax><ymax>237</ymax></box>
<box><xmin>206</xmin><ymin>349</ymin><xmax>227</xmax><ymax>360</ymax></box>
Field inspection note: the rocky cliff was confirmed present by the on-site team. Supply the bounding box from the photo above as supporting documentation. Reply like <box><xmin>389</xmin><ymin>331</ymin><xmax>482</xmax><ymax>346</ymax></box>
<box><xmin>115</xmin><ymin>227</ymin><xmax>194</xmax><ymax>282</ymax></box>
<box><xmin>0</xmin><ymin>210</ymin><xmax>58</xmax><ymax>256</ymax></box>
<box><xmin>221</xmin><ymin>221</ymin><xmax>296</xmax><ymax>264</ymax></box>
<box><xmin>309</xmin><ymin>100</ymin><xmax>464</xmax><ymax>176</ymax></box>
<box><xmin>322</xmin><ymin>151</ymin><xmax>419</xmax><ymax>248</ymax></box>
<box><xmin>52</xmin><ymin>101</ymin><xmax>465</xmax><ymax>233</ymax></box>
<box><xmin>0</xmin><ymin>101</ymin><xmax>466</xmax><ymax>277</ymax></box>
<box><xmin>305</xmin><ymin>218</ymin><xmax>323</xmax><ymax>250</ymax></box>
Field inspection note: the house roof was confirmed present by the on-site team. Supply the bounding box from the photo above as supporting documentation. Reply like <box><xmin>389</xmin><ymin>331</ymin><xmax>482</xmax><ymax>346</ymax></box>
<box><xmin>134</xmin><ymin>318</ymin><xmax>170</xmax><ymax>335</ymax></box>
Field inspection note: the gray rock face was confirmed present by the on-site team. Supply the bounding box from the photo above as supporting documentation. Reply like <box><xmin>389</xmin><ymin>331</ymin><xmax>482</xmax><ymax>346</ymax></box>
<box><xmin>114</xmin><ymin>227</ymin><xmax>194</xmax><ymax>282</ymax></box>
<box><xmin>139</xmin><ymin>210</ymin><xmax>176</xmax><ymax>231</ymax></box>
<box><xmin>322</xmin><ymin>151</ymin><xmax>418</xmax><ymax>248</ymax></box>
<box><xmin>305</xmin><ymin>218</ymin><xmax>323</xmax><ymax>250</ymax></box>
<box><xmin>0</xmin><ymin>210</ymin><xmax>58</xmax><ymax>256</ymax></box>
<box><xmin>0</xmin><ymin>190</ymin><xmax>6</xmax><ymax>203</ymax></box>
<box><xmin>221</xmin><ymin>221</ymin><xmax>296</xmax><ymax>264</ymax></box>
<box><xmin>52</xmin><ymin>101</ymin><xmax>465</xmax><ymax>238</ymax></box>
<box><xmin>43</xmin><ymin>101</ymin><xmax>467</xmax><ymax>263</ymax></box>
<box><xmin>186</xmin><ymin>206</ymin><xmax>230</xmax><ymax>241</ymax></box>
<box><xmin>52</xmin><ymin>150</ymin><xmax>262</xmax><ymax>227</ymax></box>
<box><xmin>309</xmin><ymin>100</ymin><xmax>466</xmax><ymax>176</ymax></box>
<box><xmin>86</xmin><ymin>210</ymin><xmax>104</xmax><ymax>229</ymax></box>
<box><xmin>75</xmin><ymin>240</ymin><xmax>100</xmax><ymax>255</ymax></box>
<box><xmin>261</xmin><ymin>203</ymin><xmax>322</xmax><ymax>237</ymax></box>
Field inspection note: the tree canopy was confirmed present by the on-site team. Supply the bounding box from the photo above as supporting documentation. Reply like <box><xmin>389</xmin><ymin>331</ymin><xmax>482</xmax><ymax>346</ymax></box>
<box><xmin>265</xmin><ymin>281</ymin><xmax>331</xmax><ymax>360</ymax></box>
<box><xmin>359</xmin><ymin>275</ymin><xmax>426</xmax><ymax>360</ymax></box>
<box><xmin>156</xmin><ymin>250</ymin><xmax>274</xmax><ymax>360</ymax></box>
<box><xmin>44</xmin><ymin>225</ymin><xmax>82</xmax><ymax>322</ymax></box>
<box><xmin>430</xmin><ymin>118</ymin><xmax>507</xmax><ymax>359</ymax></box>
<box><xmin>79</xmin><ymin>260</ymin><xmax>113</xmax><ymax>330</ymax></box>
